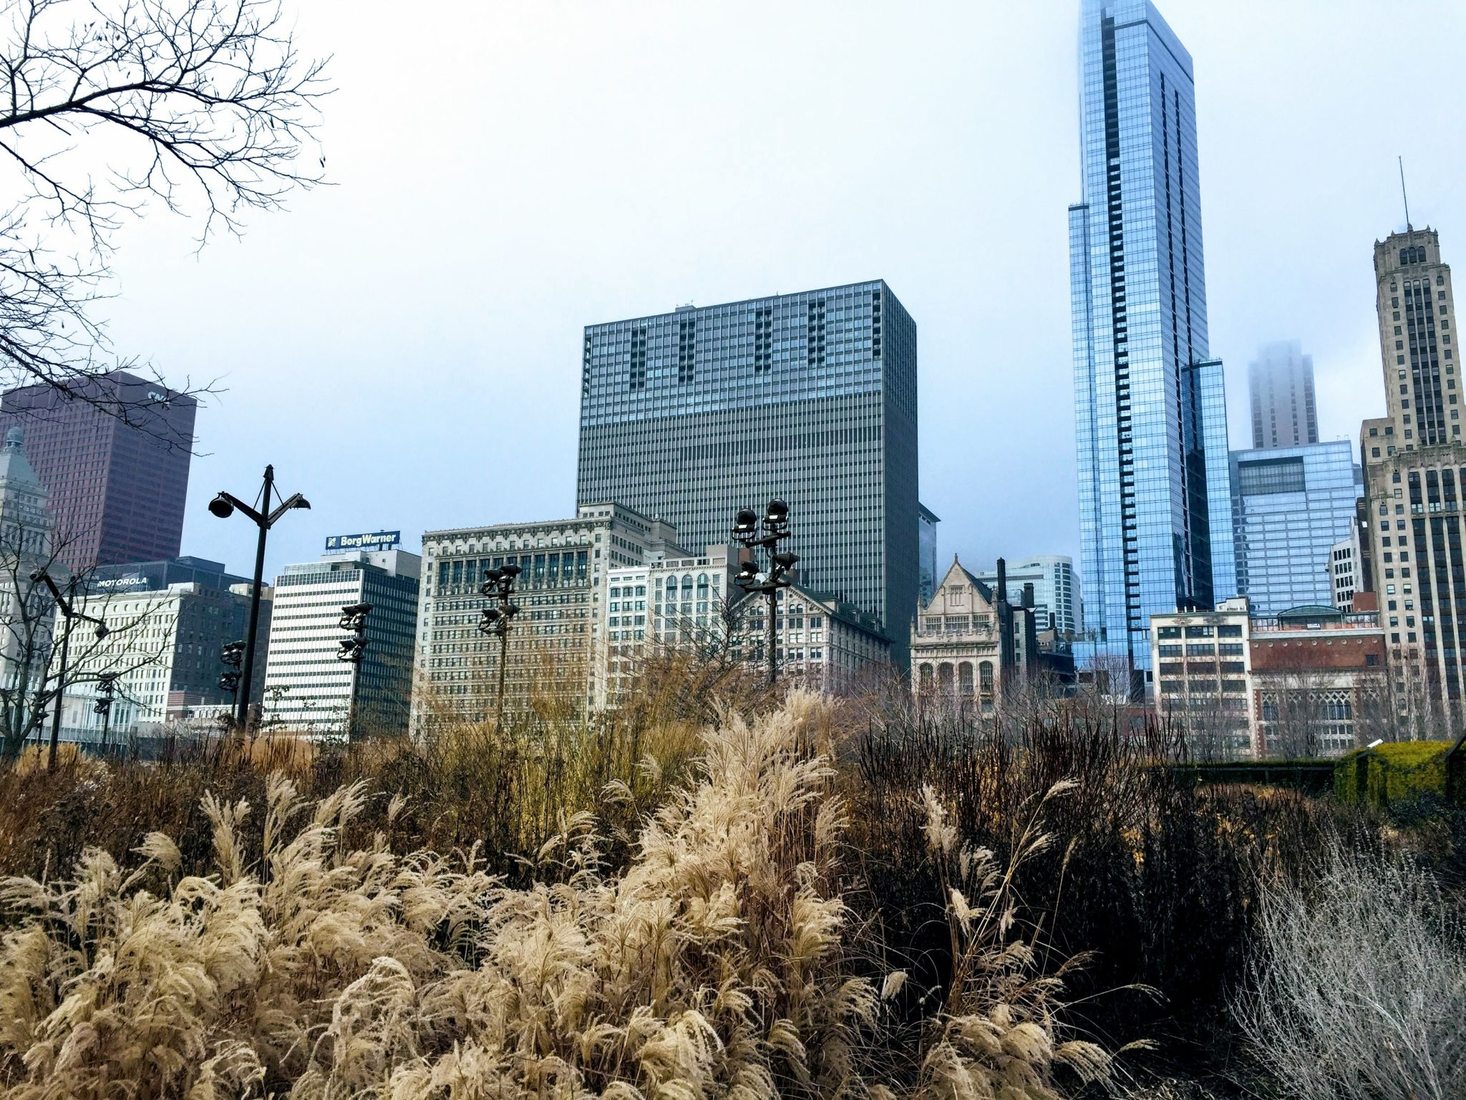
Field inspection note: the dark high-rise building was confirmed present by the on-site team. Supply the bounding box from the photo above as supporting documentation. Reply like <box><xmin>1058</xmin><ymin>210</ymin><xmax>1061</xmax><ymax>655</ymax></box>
<box><xmin>1070</xmin><ymin>0</ymin><xmax>1235</xmax><ymax>691</ymax></box>
<box><xmin>0</xmin><ymin>370</ymin><xmax>196</xmax><ymax>571</ymax></box>
<box><xmin>576</xmin><ymin>282</ymin><xmax>918</xmax><ymax>665</ymax></box>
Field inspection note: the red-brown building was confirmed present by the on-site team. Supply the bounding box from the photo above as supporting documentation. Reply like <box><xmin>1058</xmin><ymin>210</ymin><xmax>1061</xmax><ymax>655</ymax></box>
<box><xmin>1248</xmin><ymin>605</ymin><xmax>1388</xmax><ymax>757</ymax></box>
<box><xmin>0</xmin><ymin>371</ymin><xmax>196</xmax><ymax>571</ymax></box>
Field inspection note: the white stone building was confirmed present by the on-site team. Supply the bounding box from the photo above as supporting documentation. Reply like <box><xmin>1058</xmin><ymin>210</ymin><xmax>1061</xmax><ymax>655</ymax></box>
<box><xmin>738</xmin><ymin>585</ymin><xmax>890</xmax><ymax>693</ymax></box>
<box><xmin>264</xmin><ymin>547</ymin><xmax>419</xmax><ymax>738</ymax></box>
<box><xmin>595</xmin><ymin>542</ymin><xmax>891</xmax><ymax>705</ymax></box>
<box><xmin>1329</xmin><ymin>531</ymin><xmax>1361</xmax><ymax>610</ymax></box>
<box><xmin>61</xmin><ymin>577</ymin><xmax>266</xmax><ymax>748</ymax></box>
<box><xmin>414</xmin><ymin>503</ymin><xmax>682</xmax><ymax>727</ymax></box>
<box><xmin>597</xmin><ymin>543</ymin><xmax>737</xmax><ymax>707</ymax></box>
<box><xmin>0</xmin><ymin>428</ymin><xmax>55</xmax><ymax>699</ymax></box>
<box><xmin>1149</xmin><ymin>597</ymin><xmax>1254</xmax><ymax>758</ymax></box>
<box><xmin>911</xmin><ymin>558</ymin><xmax>1038</xmax><ymax>713</ymax></box>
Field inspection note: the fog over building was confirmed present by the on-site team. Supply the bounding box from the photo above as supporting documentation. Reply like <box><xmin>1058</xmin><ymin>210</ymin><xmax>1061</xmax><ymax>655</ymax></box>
<box><xmin>1249</xmin><ymin>341</ymin><xmax>1319</xmax><ymax>449</ymax></box>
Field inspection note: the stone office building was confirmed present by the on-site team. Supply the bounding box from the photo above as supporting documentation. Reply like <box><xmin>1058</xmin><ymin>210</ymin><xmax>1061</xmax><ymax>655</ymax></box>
<box><xmin>59</xmin><ymin>558</ymin><xmax>267</xmax><ymax>747</ymax></box>
<box><xmin>911</xmin><ymin>558</ymin><xmax>1042</xmax><ymax>713</ymax></box>
<box><xmin>263</xmin><ymin>542</ymin><xmax>420</xmax><ymax>738</ymax></box>
<box><xmin>413</xmin><ymin>503</ymin><xmax>682</xmax><ymax>727</ymax></box>
<box><xmin>1150</xmin><ymin>599</ymin><xmax>1389</xmax><ymax>759</ymax></box>
<box><xmin>1358</xmin><ymin>225</ymin><xmax>1465</xmax><ymax>734</ymax></box>
<box><xmin>576</xmin><ymin>282</ymin><xmax>919</xmax><ymax>666</ymax></box>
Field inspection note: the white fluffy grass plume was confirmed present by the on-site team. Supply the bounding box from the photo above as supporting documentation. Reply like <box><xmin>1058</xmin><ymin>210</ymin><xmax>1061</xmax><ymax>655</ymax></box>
<box><xmin>0</xmin><ymin>692</ymin><xmax>1110</xmax><ymax>1098</ymax></box>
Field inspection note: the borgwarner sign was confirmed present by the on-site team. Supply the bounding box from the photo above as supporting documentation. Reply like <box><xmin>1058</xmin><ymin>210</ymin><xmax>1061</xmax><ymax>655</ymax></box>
<box><xmin>325</xmin><ymin>531</ymin><xmax>401</xmax><ymax>553</ymax></box>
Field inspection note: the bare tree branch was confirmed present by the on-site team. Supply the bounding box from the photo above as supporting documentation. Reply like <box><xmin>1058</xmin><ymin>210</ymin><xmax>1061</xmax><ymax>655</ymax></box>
<box><xmin>0</xmin><ymin>517</ymin><xmax>171</xmax><ymax>761</ymax></box>
<box><xmin>0</xmin><ymin>0</ymin><xmax>329</xmax><ymax>425</ymax></box>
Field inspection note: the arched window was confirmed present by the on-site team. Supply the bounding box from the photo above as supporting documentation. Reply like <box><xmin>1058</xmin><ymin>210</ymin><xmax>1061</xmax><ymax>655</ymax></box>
<box><xmin>978</xmin><ymin>661</ymin><xmax>995</xmax><ymax>703</ymax></box>
<box><xmin>957</xmin><ymin>662</ymin><xmax>974</xmax><ymax>696</ymax></box>
<box><xmin>937</xmin><ymin>663</ymin><xmax>955</xmax><ymax>695</ymax></box>
<box><xmin>918</xmin><ymin>663</ymin><xmax>934</xmax><ymax>690</ymax></box>
<box><xmin>696</xmin><ymin>573</ymin><xmax>710</xmax><ymax>596</ymax></box>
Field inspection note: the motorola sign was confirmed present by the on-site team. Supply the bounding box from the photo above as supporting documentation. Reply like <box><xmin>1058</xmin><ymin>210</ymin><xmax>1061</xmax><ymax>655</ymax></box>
<box><xmin>325</xmin><ymin>531</ymin><xmax>401</xmax><ymax>553</ymax></box>
<box><xmin>93</xmin><ymin>574</ymin><xmax>149</xmax><ymax>591</ymax></box>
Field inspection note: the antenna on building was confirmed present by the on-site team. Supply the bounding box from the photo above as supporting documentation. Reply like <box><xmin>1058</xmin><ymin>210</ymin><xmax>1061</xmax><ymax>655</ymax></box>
<box><xmin>1399</xmin><ymin>155</ymin><xmax>1412</xmax><ymax>232</ymax></box>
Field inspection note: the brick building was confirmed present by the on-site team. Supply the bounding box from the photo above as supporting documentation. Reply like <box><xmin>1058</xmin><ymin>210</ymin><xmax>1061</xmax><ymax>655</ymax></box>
<box><xmin>1151</xmin><ymin>598</ymin><xmax>1388</xmax><ymax>758</ymax></box>
<box><xmin>1248</xmin><ymin>603</ymin><xmax>1388</xmax><ymax>757</ymax></box>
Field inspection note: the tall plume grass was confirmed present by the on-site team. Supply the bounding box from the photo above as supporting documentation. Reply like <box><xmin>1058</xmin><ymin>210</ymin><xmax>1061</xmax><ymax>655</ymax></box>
<box><xmin>846</xmin><ymin>695</ymin><xmax>1361</xmax><ymax>1064</ymax></box>
<box><xmin>0</xmin><ymin>654</ymin><xmax>712</xmax><ymax>886</ymax></box>
<box><xmin>0</xmin><ymin>692</ymin><xmax>1114</xmax><ymax>1099</ymax></box>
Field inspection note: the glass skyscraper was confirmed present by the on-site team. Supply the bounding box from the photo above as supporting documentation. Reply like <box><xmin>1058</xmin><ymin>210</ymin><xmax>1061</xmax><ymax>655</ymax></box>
<box><xmin>576</xmin><ymin>281</ymin><xmax>918</xmax><ymax>665</ymax></box>
<box><xmin>1230</xmin><ymin>441</ymin><xmax>1361</xmax><ymax>618</ymax></box>
<box><xmin>1069</xmin><ymin>0</ymin><xmax>1234</xmax><ymax>689</ymax></box>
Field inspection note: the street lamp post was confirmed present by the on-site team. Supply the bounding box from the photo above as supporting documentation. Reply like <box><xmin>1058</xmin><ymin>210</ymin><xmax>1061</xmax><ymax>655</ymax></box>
<box><xmin>94</xmin><ymin>671</ymin><xmax>119</xmax><ymax>756</ymax></box>
<box><xmin>478</xmin><ymin>565</ymin><xmax>521</xmax><ymax>723</ymax></box>
<box><xmin>336</xmin><ymin>602</ymin><xmax>371</xmax><ymax>741</ymax></box>
<box><xmin>731</xmin><ymin>499</ymin><xmax>799</xmax><ymax>686</ymax></box>
<box><xmin>32</xmin><ymin>571</ymin><xmax>109</xmax><ymax>770</ymax></box>
<box><xmin>207</xmin><ymin>465</ymin><xmax>310</xmax><ymax>731</ymax></box>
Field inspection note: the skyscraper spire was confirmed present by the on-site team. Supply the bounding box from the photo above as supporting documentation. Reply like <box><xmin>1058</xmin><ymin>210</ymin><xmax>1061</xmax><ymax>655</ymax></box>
<box><xmin>1399</xmin><ymin>155</ymin><xmax>1412</xmax><ymax>231</ymax></box>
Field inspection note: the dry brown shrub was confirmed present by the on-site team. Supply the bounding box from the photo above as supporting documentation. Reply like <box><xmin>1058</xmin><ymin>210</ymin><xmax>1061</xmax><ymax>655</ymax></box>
<box><xmin>9</xmin><ymin>743</ymin><xmax>93</xmax><ymax>776</ymax></box>
<box><xmin>0</xmin><ymin>692</ymin><xmax>1112</xmax><ymax>1099</ymax></box>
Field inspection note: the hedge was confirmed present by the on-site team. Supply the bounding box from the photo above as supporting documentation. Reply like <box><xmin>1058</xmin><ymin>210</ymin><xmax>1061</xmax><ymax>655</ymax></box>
<box><xmin>1333</xmin><ymin>741</ymin><xmax>1463</xmax><ymax>810</ymax></box>
<box><xmin>1164</xmin><ymin>760</ymin><xmax>1336</xmax><ymax>794</ymax></box>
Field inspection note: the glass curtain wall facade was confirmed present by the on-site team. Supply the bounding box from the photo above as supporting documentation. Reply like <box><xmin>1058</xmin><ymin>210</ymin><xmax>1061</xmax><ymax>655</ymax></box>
<box><xmin>577</xmin><ymin>281</ymin><xmax>918</xmax><ymax>666</ymax></box>
<box><xmin>0</xmin><ymin>370</ymin><xmax>197</xmax><ymax>572</ymax></box>
<box><xmin>918</xmin><ymin>503</ymin><xmax>940</xmax><ymax>605</ymax></box>
<box><xmin>1231</xmin><ymin>441</ymin><xmax>1360</xmax><ymax>618</ymax></box>
<box><xmin>1070</xmin><ymin>0</ymin><xmax>1233</xmax><ymax>689</ymax></box>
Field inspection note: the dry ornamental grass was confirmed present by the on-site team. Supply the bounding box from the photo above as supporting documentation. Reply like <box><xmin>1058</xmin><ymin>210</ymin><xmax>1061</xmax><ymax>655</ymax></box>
<box><xmin>0</xmin><ymin>693</ymin><xmax>1112</xmax><ymax>1099</ymax></box>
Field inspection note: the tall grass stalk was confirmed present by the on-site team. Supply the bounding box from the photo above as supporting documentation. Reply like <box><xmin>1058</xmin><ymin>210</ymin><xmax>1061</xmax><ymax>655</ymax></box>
<box><xmin>0</xmin><ymin>692</ymin><xmax>1113</xmax><ymax>1099</ymax></box>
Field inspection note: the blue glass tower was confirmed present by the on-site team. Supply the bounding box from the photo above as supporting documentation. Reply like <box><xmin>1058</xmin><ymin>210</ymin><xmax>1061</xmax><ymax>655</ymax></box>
<box><xmin>1070</xmin><ymin>0</ymin><xmax>1234</xmax><ymax>690</ymax></box>
<box><xmin>1231</xmin><ymin>441</ymin><xmax>1361</xmax><ymax>618</ymax></box>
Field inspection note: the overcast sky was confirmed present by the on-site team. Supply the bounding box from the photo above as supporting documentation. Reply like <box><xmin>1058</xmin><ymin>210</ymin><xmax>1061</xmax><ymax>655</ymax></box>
<box><xmin>99</xmin><ymin>0</ymin><xmax>1466</xmax><ymax>584</ymax></box>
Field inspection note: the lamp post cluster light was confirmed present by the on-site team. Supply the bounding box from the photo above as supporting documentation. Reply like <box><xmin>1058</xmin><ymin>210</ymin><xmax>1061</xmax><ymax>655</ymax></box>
<box><xmin>478</xmin><ymin>564</ymin><xmax>521</xmax><ymax>723</ymax></box>
<box><xmin>208</xmin><ymin>464</ymin><xmax>310</xmax><ymax>731</ymax></box>
<box><xmin>336</xmin><ymin>603</ymin><xmax>372</xmax><ymax>664</ymax></box>
<box><xmin>94</xmin><ymin>671</ymin><xmax>119</xmax><ymax>755</ymax></box>
<box><xmin>218</xmin><ymin>639</ymin><xmax>245</xmax><ymax>697</ymax></box>
<box><xmin>731</xmin><ymin>499</ymin><xmax>798</xmax><ymax>686</ymax></box>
